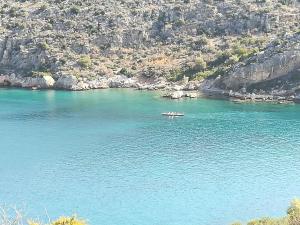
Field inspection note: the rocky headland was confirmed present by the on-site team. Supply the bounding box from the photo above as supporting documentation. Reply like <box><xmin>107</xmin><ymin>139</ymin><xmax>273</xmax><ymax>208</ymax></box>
<box><xmin>0</xmin><ymin>0</ymin><xmax>299</xmax><ymax>102</ymax></box>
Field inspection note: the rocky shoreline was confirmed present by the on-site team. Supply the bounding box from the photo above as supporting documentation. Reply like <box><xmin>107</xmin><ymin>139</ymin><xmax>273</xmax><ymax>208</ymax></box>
<box><xmin>0</xmin><ymin>72</ymin><xmax>202</xmax><ymax>97</ymax></box>
<box><xmin>1</xmin><ymin>72</ymin><xmax>299</xmax><ymax>104</ymax></box>
<box><xmin>201</xmin><ymin>87</ymin><xmax>298</xmax><ymax>104</ymax></box>
<box><xmin>0</xmin><ymin>0</ymin><xmax>299</xmax><ymax>105</ymax></box>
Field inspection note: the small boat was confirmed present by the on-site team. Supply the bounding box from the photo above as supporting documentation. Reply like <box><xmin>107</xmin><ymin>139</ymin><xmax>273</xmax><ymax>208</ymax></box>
<box><xmin>161</xmin><ymin>112</ymin><xmax>184</xmax><ymax>117</ymax></box>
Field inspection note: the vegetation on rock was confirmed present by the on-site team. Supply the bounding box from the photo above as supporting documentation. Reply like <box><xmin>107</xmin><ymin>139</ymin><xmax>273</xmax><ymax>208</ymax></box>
<box><xmin>0</xmin><ymin>208</ymin><xmax>87</xmax><ymax>225</ymax></box>
<box><xmin>232</xmin><ymin>199</ymin><xmax>300</xmax><ymax>225</ymax></box>
<box><xmin>0</xmin><ymin>0</ymin><xmax>299</xmax><ymax>93</ymax></box>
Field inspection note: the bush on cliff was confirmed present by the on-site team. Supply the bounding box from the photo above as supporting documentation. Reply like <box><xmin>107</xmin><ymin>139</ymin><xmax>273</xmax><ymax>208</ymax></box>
<box><xmin>0</xmin><ymin>207</ymin><xmax>87</xmax><ymax>225</ymax></box>
<box><xmin>166</xmin><ymin>69</ymin><xmax>185</xmax><ymax>82</ymax></box>
<box><xmin>78</xmin><ymin>56</ymin><xmax>92</xmax><ymax>68</ymax></box>
<box><xmin>287</xmin><ymin>199</ymin><xmax>300</xmax><ymax>225</ymax></box>
<box><xmin>232</xmin><ymin>199</ymin><xmax>300</xmax><ymax>225</ymax></box>
<box><xmin>194</xmin><ymin>56</ymin><xmax>207</xmax><ymax>71</ymax></box>
<box><xmin>69</xmin><ymin>6</ymin><xmax>80</xmax><ymax>15</ymax></box>
<box><xmin>29</xmin><ymin>216</ymin><xmax>88</xmax><ymax>225</ymax></box>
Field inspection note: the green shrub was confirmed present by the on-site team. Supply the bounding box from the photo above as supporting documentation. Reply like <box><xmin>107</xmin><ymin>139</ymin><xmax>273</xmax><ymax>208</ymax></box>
<box><xmin>8</xmin><ymin>7</ymin><xmax>18</xmax><ymax>17</ymax></box>
<box><xmin>279</xmin><ymin>0</ymin><xmax>295</xmax><ymax>5</ymax></box>
<box><xmin>50</xmin><ymin>216</ymin><xmax>87</xmax><ymax>225</ymax></box>
<box><xmin>39</xmin><ymin>4</ymin><xmax>48</xmax><ymax>11</ymax></box>
<box><xmin>119</xmin><ymin>68</ymin><xmax>133</xmax><ymax>78</ymax></box>
<box><xmin>29</xmin><ymin>216</ymin><xmax>87</xmax><ymax>225</ymax></box>
<box><xmin>232</xmin><ymin>199</ymin><xmax>300</xmax><ymax>225</ymax></box>
<box><xmin>194</xmin><ymin>56</ymin><xmax>207</xmax><ymax>71</ymax></box>
<box><xmin>287</xmin><ymin>199</ymin><xmax>300</xmax><ymax>225</ymax></box>
<box><xmin>195</xmin><ymin>69</ymin><xmax>216</xmax><ymax>80</ymax></box>
<box><xmin>226</xmin><ymin>55</ymin><xmax>240</xmax><ymax>65</ymax></box>
<box><xmin>175</xmin><ymin>19</ymin><xmax>185</xmax><ymax>27</ymax></box>
<box><xmin>193</xmin><ymin>36</ymin><xmax>209</xmax><ymax>50</ymax></box>
<box><xmin>167</xmin><ymin>69</ymin><xmax>184</xmax><ymax>82</ymax></box>
<box><xmin>232</xmin><ymin>45</ymin><xmax>259</xmax><ymax>60</ymax></box>
<box><xmin>211</xmin><ymin>50</ymin><xmax>231</xmax><ymax>66</ymax></box>
<box><xmin>78</xmin><ymin>55</ymin><xmax>92</xmax><ymax>68</ymax></box>
<box><xmin>31</xmin><ymin>71</ymin><xmax>52</xmax><ymax>77</ymax></box>
<box><xmin>232</xmin><ymin>46</ymin><xmax>249</xmax><ymax>57</ymax></box>
<box><xmin>70</xmin><ymin>6</ymin><xmax>80</xmax><ymax>15</ymax></box>
<box><xmin>38</xmin><ymin>42</ymin><xmax>50</xmax><ymax>51</ymax></box>
<box><xmin>247</xmin><ymin>217</ymin><xmax>288</xmax><ymax>225</ymax></box>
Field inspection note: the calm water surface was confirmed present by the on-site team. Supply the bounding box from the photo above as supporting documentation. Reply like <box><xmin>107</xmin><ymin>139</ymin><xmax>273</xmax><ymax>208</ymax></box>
<box><xmin>1</xmin><ymin>88</ymin><xmax>300</xmax><ymax>225</ymax></box>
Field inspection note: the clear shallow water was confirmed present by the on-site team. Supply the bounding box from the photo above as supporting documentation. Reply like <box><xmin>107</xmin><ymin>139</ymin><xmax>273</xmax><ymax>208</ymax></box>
<box><xmin>1</xmin><ymin>88</ymin><xmax>300</xmax><ymax>225</ymax></box>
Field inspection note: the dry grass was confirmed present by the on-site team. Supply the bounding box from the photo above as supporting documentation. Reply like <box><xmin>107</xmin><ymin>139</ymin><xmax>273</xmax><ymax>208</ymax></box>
<box><xmin>0</xmin><ymin>207</ymin><xmax>24</xmax><ymax>225</ymax></box>
<box><xmin>0</xmin><ymin>207</ymin><xmax>86</xmax><ymax>225</ymax></box>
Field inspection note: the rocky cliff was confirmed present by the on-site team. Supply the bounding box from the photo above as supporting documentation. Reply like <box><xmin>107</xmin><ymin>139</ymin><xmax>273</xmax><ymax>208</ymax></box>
<box><xmin>209</xmin><ymin>33</ymin><xmax>300</xmax><ymax>93</ymax></box>
<box><xmin>0</xmin><ymin>0</ymin><xmax>299</xmax><ymax>99</ymax></box>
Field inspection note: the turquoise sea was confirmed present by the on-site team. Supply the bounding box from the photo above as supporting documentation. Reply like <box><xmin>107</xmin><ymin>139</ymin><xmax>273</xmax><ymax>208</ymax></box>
<box><xmin>1</xmin><ymin>88</ymin><xmax>300</xmax><ymax>225</ymax></box>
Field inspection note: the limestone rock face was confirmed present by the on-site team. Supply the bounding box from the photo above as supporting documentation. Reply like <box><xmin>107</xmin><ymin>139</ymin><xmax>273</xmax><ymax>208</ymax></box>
<box><xmin>55</xmin><ymin>75</ymin><xmax>78</xmax><ymax>90</ymax></box>
<box><xmin>212</xmin><ymin>34</ymin><xmax>300</xmax><ymax>93</ymax></box>
<box><xmin>221</xmin><ymin>50</ymin><xmax>300</xmax><ymax>90</ymax></box>
<box><xmin>0</xmin><ymin>75</ymin><xmax>10</xmax><ymax>86</ymax></box>
<box><xmin>109</xmin><ymin>75</ymin><xmax>138</xmax><ymax>88</ymax></box>
<box><xmin>0</xmin><ymin>37</ymin><xmax>54</xmax><ymax>72</ymax></box>
<box><xmin>42</xmin><ymin>76</ymin><xmax>55</xmax><ymax>87</ymax></box>
<box><xmin>0</xmin><ymin>0</ymin><xmax>299</xmax><ymax>95</ymax></box>
<box><xmin>87</xmin><ymin>79</ymin><xmax>110</xmax><ymax>89</ymax></box>
<box><xmin>22</xmin><ymin>75</ymin><xmax>55</xmax><ymax>88</ymax></box>
<box><xmin>171</xmin><ymin>91</ymin><xmax>184</xmax><ymax>99</ymax></box>
<box><xmin>184</xmin><ymin>81</ymin><xmax>201</xmax><ymax>91</ymax></box>
<box><xmin>0</xmin><ymin>74</ymin><xmax>54</xmax><ymax>89</ymax></box>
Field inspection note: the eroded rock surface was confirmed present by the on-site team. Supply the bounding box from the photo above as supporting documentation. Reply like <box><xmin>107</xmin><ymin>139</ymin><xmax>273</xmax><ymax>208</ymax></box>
<box><xmin>0</xmin><ymin>0</ymin><xmax>299</xmax><ymax>101</ymax></box>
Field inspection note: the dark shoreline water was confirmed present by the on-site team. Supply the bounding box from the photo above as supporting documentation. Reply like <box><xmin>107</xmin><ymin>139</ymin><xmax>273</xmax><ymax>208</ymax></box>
<box><xmin>1</xmin><ymin>86</ymin><xmax>297</xmax><ymax>105</ymax></box>
<box><xmin>1</xmin><ymin>88</ymin><xmax>300</xmax><ymax>225</ymax></box>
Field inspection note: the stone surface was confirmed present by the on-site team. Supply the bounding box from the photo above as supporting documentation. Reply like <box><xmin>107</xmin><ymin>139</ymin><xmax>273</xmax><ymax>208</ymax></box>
<box><xmin>171</xmin><ymin>91</ymin><xmax>184</xmax><ymax>99</ymax></box>
<box><xmin>0</xmin><ymin>0</ymin><xmax>299</xmax><ymax>100</ymax></box>
<box><xmin>55</xmin><ymin>75</ymin><xmax>78</xmax><ymax>90</ymax></box>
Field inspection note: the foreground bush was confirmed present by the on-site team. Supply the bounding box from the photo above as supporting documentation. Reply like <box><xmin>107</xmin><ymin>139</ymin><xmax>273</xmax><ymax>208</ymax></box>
<box><xmin>0</xmin><ymin>208</ymin><xmax>87</xmax><ymax>225</ymax></box>
<box><xmin>29</xmin><ymin>216</ymin><xmax>87</xmax><ymax>225</ymax></box>
<box><xmin>232</xmin><ymin>199</ymin><xmax>300</xmax><ymax>225</ymax></box>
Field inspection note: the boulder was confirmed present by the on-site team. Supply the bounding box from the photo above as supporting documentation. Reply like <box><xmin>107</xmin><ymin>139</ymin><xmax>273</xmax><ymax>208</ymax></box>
<box><xmin>87</xmin><ymin>79</ymin><xmax>110</xmax><ymax>89</ymax></box>
<box><xmin>55</xmin><ymin>75</ymin><xmax>78</xmax><ymax>90</ymax></box>
<box><xmin>171</xmin><ymin>91</ymin><xmax>184</xmax><ymax>99</ymax></box>
<box><xmin>0</xmin><ymin>75</ymin><xmax>10</xmax><ymax>86</ymax></box>
<box><xmin>184</xmin><ymin>81</ymin><xmax>200</xmax><ymax>91</ymax></box>
<box><xmin>186</xmin><ymin>92</ymin><xmax>198</xmax><ymax>98</ymax></box>
<box><xmin>76</xmin><ymin>81</ymin><xmax>90</xmax><ymax>90</ymax></box>
<box><xmin>109</xmin><ymin>75</ymin><xmax>137</xmax><ymax>88</ymax></box>
<box><xmin>173</xmin><ymin>85</ymin><xmax>184</xmax><ymax>91</ymax></box>
<box><xmin>109</xmin><ymin>75</ymin><xmax>127</xmax><ymax>88</ymax></box>
<box><xmin>42</xmin><ymin>75</ymin><xmax>55</xmax><ymax>87</ymax></box>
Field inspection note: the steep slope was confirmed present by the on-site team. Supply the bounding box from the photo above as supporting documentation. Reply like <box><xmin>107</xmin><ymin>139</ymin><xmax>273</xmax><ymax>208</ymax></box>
<box><xmin>210</xmin><ymin>33</ymin><xmax>300</xmax><ymax>93</ymax></box>
<box><xmin>0</xmin><ymin>0</ymin><xmax>299</xmax><ymax>94</ymax></box>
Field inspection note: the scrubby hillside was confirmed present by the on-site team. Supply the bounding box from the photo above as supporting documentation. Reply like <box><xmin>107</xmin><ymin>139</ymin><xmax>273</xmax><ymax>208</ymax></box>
<box><xmin>0</xmin><ymin>0</ymin><xmax>299</xmax><ymax>94</ymax></box>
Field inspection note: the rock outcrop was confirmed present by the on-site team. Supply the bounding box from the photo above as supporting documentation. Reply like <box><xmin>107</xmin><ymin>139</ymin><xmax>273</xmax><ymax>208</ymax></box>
<box><xmin>0</xmin><ymin>0</ymin><xmax>299</xmax><ymax>101</ymax></box>
<box><xmin>214</xmin><ymin>34</ymin><xmax>300</xmax><ymax>91</ymax></box>
<box><xmin>206</xmin><ymin>33</ymin><xmax>300</xmax><ymax>100</ymax></box>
